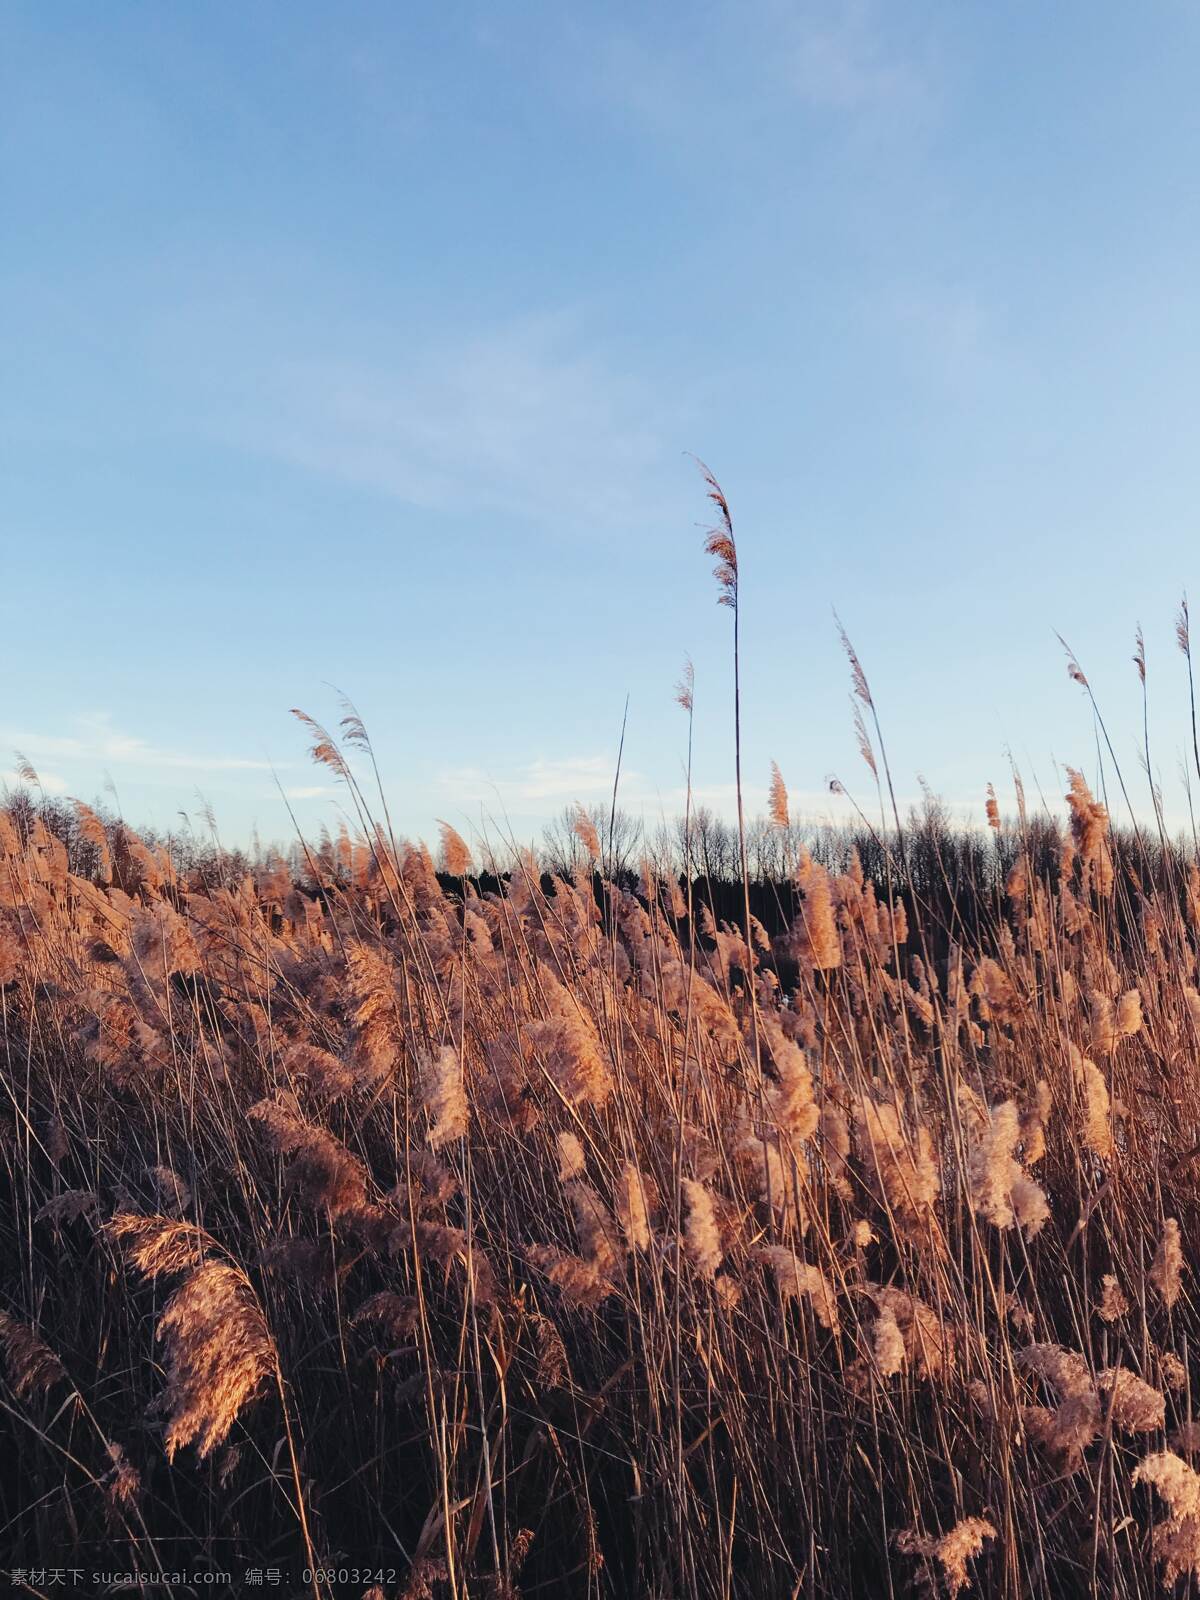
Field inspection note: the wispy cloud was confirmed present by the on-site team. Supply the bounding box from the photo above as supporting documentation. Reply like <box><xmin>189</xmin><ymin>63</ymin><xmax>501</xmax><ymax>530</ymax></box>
<box><xmin>778</xmin><ymin>0</ymin><xmax>931</xmax><ymax>115</ymax></box>
<box><xmin>1</xmin><ymin>766</ymin><xmax>68</xmax><ymax>795</ymax></box>
<box><xmin>876</xmin><ymin>284</ymin><xmax>994</xmax><ymax>386</ymax></box>
<box><xmin>2</xmin><ymin>713</ymin><xmax>278</xmax><ymax>777</ymax></box>
<box><xmin>180</xmin><ymin>309</ymin><xmax>681</xmax><ymax>531</ymax></box>
<box><xmin>575</xmin><ymin>0</ymin><xmax>936</xmax><ymax>147</ymax></box>
<box><xmin>428</xmin><ymin>762</ymin><xmax>897</xmax><ymax>848</ymax></box>
<box><xmin>437</xmin><ymin>764</ymin><xmax>854</xmax><ymax>830</ymax></box>
<box><xmin>440</xmin><ymin>754</ymin><xmax>633</xmax><ymax>810</ymax></box>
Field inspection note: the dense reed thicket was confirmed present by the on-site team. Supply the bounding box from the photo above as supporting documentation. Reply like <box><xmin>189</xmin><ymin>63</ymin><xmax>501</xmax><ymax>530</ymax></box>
<box><xmin>7</xmin><ymin>478</ymin><xmax>1200</xmax><ymax>1597</ymax></box>
<box><xmin>3</xmin><ymin>739</ymin><xmax>1200</xmax><ymax>1599</ymax></box>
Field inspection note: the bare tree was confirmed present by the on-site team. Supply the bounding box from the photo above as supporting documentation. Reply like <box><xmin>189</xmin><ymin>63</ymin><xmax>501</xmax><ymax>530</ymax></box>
<box><xmin>691</xmin><ymin>806</ymin><xmax>737</xmax><ymax>881</ymax></box>
<box><xmin>540</xmin><ymin>804</ymin><xmax>643</xmax><ymax>881</ymax></box>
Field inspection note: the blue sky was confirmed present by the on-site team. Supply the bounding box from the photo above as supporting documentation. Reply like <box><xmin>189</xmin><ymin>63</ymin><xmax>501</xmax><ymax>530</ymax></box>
<box><xmin>4</xmin><ymin>1</ymin><xmax>1200</xmax><ymax>850</ymax></box>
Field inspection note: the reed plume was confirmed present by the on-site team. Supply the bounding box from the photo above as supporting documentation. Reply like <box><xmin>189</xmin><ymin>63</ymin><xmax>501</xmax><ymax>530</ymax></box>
<box><xmin>768</xmin><ymin>762</ymin><xmax>789</xmax><ymax>829</ymax></box>
<box><xmin>1151</xmin><ymin>1218</ymin><xmax>1184</xmax><ymax>1309</ymax></box>
<box><xmin>681</xmin><ymin>1178</ymin><xmax>722</xmax><ymax>1278</ymax></box>
<box><xmin>108</xmin><ymin>1214</ymin><xmax>277</xmax><ymax>1460</ymax></box>
<box><xmin>437</xmin><ymin>821</ymin><xmax>472</xmax><ymax>878</ymax></box>
<box><xmin>421</xmin><ymin>1044</ymin><xmax>468</xmax><ymax>1148</ymax></box>
<box><xmin>0</xmin><ymin>1309</ymin><xmax>66</xmax><ymax>1398</ymax></box>
<box><xmin>1134</xmin><ymin>1452</ymin><xmax>1200</xmax><ymax>1586</ymax></box>
<box><xmin>895</xmin><ymin>1517</ymin><xmax>997</xmax><ymax>1598</ymax></box>
<box><xmin>248</xmin><ymin>1098</ymin><xmax>369</xmax><ymax>1216</ymax></box>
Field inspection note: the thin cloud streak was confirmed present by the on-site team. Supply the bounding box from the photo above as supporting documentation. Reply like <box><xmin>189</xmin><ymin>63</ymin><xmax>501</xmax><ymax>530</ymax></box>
<box><xmin>575</xmin><ymin>0</ymin><xmax>937</xmax><ymax>152</ymax></box>
<box><xmin>1</xmin><ymin>766</ymin><xmax>69</xmax><ymax>796</ymax></box>
<box><xmin>170</xmin><ymin>308</ymin><xmax>683</xmax><ymax>531</ymax></box>
<box><xmin>2</xmin><ymin>714</ymin><xmax>280</xmax><ymax>776</ymax></box>
<box><xmin>440</xmin><ymin>754</ymin><xmax>635</xmax><ymax>807</ymax></box>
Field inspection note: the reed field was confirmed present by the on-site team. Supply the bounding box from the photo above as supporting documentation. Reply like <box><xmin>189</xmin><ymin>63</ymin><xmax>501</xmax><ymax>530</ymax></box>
<box><xmin>7</xmin><ymin>491</ymin><xmax>1200</xmax><ymax>1598</ymax></box>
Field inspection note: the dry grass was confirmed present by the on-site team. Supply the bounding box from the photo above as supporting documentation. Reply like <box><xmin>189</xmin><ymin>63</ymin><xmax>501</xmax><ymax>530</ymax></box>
<box><xmin>7</xmin><ymin>601</ymin><xmax>1200</xmax><ymax>1595</ymax></box>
